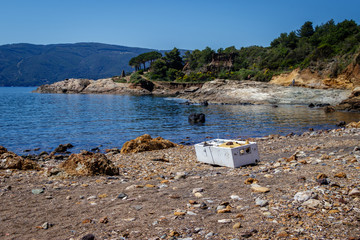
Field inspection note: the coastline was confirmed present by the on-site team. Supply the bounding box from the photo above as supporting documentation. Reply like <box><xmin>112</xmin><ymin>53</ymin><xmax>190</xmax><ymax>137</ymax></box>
<box><xmin>1</xmin><ymin>125</ymin><xmax>360</xmax><ymax>239</ymax></box>
<box><xmin>179</xmin><ymin>79</ymin><xmax>351</xmax><ymax>106</ymax></box>
<box><xmin>33</xmin><ymin>77</ymin><xmax>360</xmax><ymax>111</ymax></box>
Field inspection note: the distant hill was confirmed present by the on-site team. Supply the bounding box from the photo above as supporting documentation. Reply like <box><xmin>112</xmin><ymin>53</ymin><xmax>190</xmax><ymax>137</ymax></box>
<box><xmin>0</xmin><ymin>43</ymin><xmax>169</xmax><ymax>86</ymax></box>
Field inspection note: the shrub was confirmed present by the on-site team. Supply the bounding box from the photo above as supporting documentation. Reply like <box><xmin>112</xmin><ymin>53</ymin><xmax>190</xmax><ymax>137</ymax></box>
<box><xmin>130</xmin><ymin>72</ymin><xmax>144</xmax><ymax>84</ymax></box>
<box><xmin>312</xmin><ymin>43</ymin><xmax>334</xmax><ymax>60</ymax></box>
<box><xmin>228</xmin><ymin>69</ymin><xmax>256</xmax><ymax>80</ymax></box>
<box><xmin>253</xmin><ymin>70</ymin><xmax>273</xmax><ymax>82</ymax></box>
<box><xmin>176</xmin><ymin>72</ymin><xmax>215</xmax><ymax>82</ymax></box>
<box><xmin>111</xmin><ymin>76</ymin><xmax>127</xmax><ymax>83</ymax></box>
<box><xmin>166</xmin><ymin>68</ymin><xmax>184</xmax><ymax>81</ymax></box>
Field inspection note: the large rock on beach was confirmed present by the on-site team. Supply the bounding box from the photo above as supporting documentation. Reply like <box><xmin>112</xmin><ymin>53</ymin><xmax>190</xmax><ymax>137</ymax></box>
<box><xmin>59</xmin><ymin>151</ymin><xmax>119</xmax><ymax>176</ymax></box>
<box><xmin>0</xmin><ymin>146</ymin><xmax>40</xmax><ymax>170</ymax></box>
<box><xmin>121</xmin><ymin>134</ymin><xmax>177</xmax><ymax>154</ymax></box>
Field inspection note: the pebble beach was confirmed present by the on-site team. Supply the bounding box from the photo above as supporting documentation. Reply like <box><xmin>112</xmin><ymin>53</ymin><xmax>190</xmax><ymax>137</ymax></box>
<box><xmin>1</xmin><ymin>124</ymin><xmax>360</xmax><ymax>239</ymax></box>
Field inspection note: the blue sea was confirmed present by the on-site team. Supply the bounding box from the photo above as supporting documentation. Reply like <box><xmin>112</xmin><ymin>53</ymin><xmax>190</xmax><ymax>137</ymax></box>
<box><xmin>1</xmin><ymin>87</ymin><xmax>359</xmax><ymax>154</ymax></box>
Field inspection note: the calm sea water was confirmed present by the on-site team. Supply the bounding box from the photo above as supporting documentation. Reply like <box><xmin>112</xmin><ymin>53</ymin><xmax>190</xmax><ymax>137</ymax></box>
<box><xmin>1</xmin><ymin>87</ymin><xmax>359</xmax><ymax>154</ymax></box>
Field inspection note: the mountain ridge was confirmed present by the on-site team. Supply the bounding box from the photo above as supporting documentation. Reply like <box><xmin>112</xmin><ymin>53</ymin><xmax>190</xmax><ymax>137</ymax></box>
<box><xmin>0</xmin><ymin>42</ymin><xmax>176</xmax><ymax>86</ymax></box>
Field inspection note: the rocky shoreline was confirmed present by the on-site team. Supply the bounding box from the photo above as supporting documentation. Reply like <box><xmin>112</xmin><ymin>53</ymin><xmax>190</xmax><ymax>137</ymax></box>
<box><xmin>180</xmin><ymin>79</ymin><xmax>351</xmax><ymax>106</ymax></box>
<box><xmin>33</xmin><ymin>78</ymin><xmax>203</xmax><ymax>97</ymax></box>
<box><xmin>1</xmin><ymin>123</ymin><xmax>360</xmax><ymax>239</ymax></box>
<box><xmin>34</xmin><ymin>77</ymin><xmax>360</xmax><ymax>111</ymax></box>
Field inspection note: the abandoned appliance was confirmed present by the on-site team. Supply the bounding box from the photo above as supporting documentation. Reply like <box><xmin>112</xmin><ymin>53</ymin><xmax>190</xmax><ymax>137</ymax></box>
<box><xmin>195</xmin><ymin>139</ymin><xmax>260</xmax><ymax>168</ymax></box>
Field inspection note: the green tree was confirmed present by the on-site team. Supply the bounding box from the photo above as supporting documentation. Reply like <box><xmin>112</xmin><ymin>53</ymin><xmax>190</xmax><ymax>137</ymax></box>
<box><xmin>183</xmin><ymin>47</ymin><xmax>214</xmax><ymax>70</ymax></box>
<box><xmin>129</xmin><ymin>56</ymin><xmax>141</xmax><ymax>71</ymax></box>
<box><xmin>143</xmin><ymin>51</ymin><xmax>162</xmax><ymax>64</ymax></box>
<box><xmin>297</xmin><ymin>21</ymin><xmax>315</xmax><ymax>38</ymax></box>
<box><xmin>286</xmin><ymin>31</ymin><xmax>298</xmax><ymax>49</ymax></box>
<box><xmin>129</xmin><ymin>51</ymin><xmax>162</xmax><ymax>71</ymax></box>
<box><xmin>150</xmin><ymin>58</ymin><xmax>168</xmax><ymax>79</ymax></box>
<box><xmin>200</xmin><ymin>47</ymin><xmax>215</xmax><ymax>64</ymax></box>
<box><xmin>310</xmin><ymin>19</ymin><xmax>336</xmax><ymax>46</ymax></box>
<box><xmin>223</xmin><ymin>46</ymin><xmax>237</xmax><ymax>54</ymax></box>
<box><xmin>271</xmin><ymin>32</ymin><xmax>298</xmax><ymax>49</ymax></box>
<box><xmin>164</xmin><ymin>47</ymin><xmax>183</xmax><ymax>70</ymax></box>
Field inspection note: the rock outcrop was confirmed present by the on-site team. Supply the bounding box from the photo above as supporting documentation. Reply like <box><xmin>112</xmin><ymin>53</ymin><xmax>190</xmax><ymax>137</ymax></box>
<box><xmin>270</xmin><ymin>53</ymin><xmax>360</xmax><ymax>90</ymax></box>
<box><xmin>270</xmin><ymin>67</ymin><xmax>359</xmax><ymax>90</ymax></box>
<box><xmin>34</xmin><ymin>78</ymin><xmax>203</xmax><ymax>96</ymax></box>
<box><xmin>188</xmin><ymin>113</ymin><xmax>206</xmax><ymax>124</ymax></box>
<box><xmin>181</xmin><ymin>79</ymin><xmax>351</xmax><ymax>105</ymax></box>
<box><xmin>270</xmin><ymin>54</ymin><xmax>360</xmax><ymax>111</ymax></box>
<box><xmin>34</xmin><ymin>78</ymin><xmax>93</xmax><ymax>94</ymax></box>
<box><xmin>59</xmin><ymin>151</ymin><xmax>119</xmax><ymax>176</ymax></box>
<box><xmin>121</xmin><ymin>134</ymin><xmax>177</xmax><ymax>154</ymax></box>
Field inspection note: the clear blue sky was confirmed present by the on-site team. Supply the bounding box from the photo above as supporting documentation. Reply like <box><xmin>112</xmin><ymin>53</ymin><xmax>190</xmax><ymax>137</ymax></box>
<box><xmin>1</xmin><ymin>0</ymin><xmax>359</xmax><ymax>50</ymax></box>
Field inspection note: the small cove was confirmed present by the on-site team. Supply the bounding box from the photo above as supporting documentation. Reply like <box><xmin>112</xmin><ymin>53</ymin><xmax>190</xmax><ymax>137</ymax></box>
<box><xmin>1</xmin><ymin>87</ymin><xmax>359</xmax><ymax>154</ymax></box>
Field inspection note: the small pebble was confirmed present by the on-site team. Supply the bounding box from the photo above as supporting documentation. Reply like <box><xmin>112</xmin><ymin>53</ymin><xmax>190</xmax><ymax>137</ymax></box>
<box><xmin>32</xmin><ymin>188</ymin><xmax>44</xmax><ymax>195</ymax></box>
<box><xmin>218</xmin><ymin>219</ymin><xmax>232</xmax><ymax>223</ymax></box>
<box><xmin>255</xmin><ymin>197</ymin><xmax>268</xmax><ymax>207</ymax></box>
<box><xmin>232</xmin><ymin>222</ymin><xmax>241</xmax><ymax>229</ymax></box>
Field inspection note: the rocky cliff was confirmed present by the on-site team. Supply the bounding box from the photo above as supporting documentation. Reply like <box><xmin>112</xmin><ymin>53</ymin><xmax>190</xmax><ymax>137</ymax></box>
<box><xmin>270</xmin><ymin>53</ymin><xmax>360</xmax><ymax>111</ymax></box>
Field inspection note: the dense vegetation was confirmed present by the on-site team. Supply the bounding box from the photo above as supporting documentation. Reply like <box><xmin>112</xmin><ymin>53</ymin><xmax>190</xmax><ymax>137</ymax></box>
<box><xmin>129</xmin><ymin>19</ymin><xmax>360</xmax><ymax>83</ymax></box>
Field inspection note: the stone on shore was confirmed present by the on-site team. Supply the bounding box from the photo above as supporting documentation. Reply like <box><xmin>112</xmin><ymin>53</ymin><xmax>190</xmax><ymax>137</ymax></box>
<box><xmin>334</xmin><ymin>172</ymin><xmax>347</xmax><ymax>178</ymax></box>
<box><xmin>255</xmin><ymin>198</ymin><xmax>268</xmax><ymax>207</ymax></box>
<box><xmin>349</xmin><ymin>188</ymin><xmax>360</xmax><ymax>196</ymax></box>
<box><xmin>218</xmin><ymin>219</ymin><xmax>232</xmax><ymax>224</ymax></box>
<box><xmin>250</xmin><ymin>184</ymin><xmax>270</xmax><ymax>193</ymax></box>
<box><xmin>32</xmin><ymin>188</ymin><xmax>44</xmax><ymax>194</ymax></box>
<box><xmin>81</xmin><ymin>234</ymin><xmax>95</xmax><ymax>240</ymax></box>
<box><xmin>302</xmin><ymin>199</ymin><xmax>321</xmax><ymax>209</ymax></box>
<box><xmin>244</xmin><ymin>178</ymin><xmax>258</xmax><ymax>184</ymax></box>
<box><xmin>232</xmin><ymin>222</ymin><xmax>242</xmax><ymax>229</ymax></box>
<box><xmin>294</xmin><ymin>191</ymin><xmax>315</xmax><ymax>202</ymax></box>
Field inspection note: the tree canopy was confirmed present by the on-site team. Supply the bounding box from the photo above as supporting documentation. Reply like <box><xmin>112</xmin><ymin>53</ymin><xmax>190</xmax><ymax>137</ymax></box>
<box><xmin>146</xmin><ymin>48</ymin><xmax>184</xmax><ymax>81</ymax></box>
<box><xmin>129</xmin><ymin>51</ymin><xmax>162</xmax><ymax>71</ymax></box>
<box><xmin>129</xmin><ymin>19</ymin><xmax>360</xmax><ymax>83</ymax></box>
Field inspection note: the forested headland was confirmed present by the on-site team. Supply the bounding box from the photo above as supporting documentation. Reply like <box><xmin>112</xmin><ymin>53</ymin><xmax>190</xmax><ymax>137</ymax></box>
<box><xmin>127</xmin><ymin>19</ymin><xmax>360</xmax><ymax>84</ymax></box>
